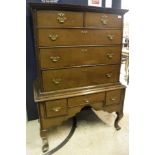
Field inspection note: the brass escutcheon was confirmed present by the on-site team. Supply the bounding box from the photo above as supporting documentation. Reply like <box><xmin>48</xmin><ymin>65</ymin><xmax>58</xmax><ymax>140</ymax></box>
<box><xmin>81</xmin><ymin>30</ymin><xmax>88</xmax><ymax>34</ymax></box>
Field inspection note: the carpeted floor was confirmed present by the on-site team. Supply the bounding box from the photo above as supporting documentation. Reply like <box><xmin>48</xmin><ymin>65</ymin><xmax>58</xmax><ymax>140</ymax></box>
<box><xmin>26</xmin><ymin>109</ymin><xmax>128</xmax><ymax>155</ymax></box>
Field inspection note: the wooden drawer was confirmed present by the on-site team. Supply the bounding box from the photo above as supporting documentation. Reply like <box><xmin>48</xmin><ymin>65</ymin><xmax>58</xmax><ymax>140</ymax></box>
<box><xmin>106</xmin><ymin>89</ymin><xmax>121</xmax><ymax>105</ymax></box>
<box><xmin>38</xmin><ymin>29</ymin><xmax>122</xmax><ymax>46</ymax></box>
<box><xmin>37</xmin><ymin>11</ymin><xmax>83</xmax><ymax>27</ymax></box>
<box><xmin>45</xmin><ymin>99</ymin><xmax>67</xmax><ymax>117</ymax></box>
<box><xmin>39</xmin><ymin>46</ymin><xmax>121</xmax><ymax>69</ymax></box>
<box><xmin>68</xmin><ymin>92</ymin><xmax>105</xmax><ymax>107</ymax></box>
<box><xmin>85</xmin><ymin>12</ymin><xmax>122</xmax><ymax>28</ymax></box>
<box><xmin>42</xmin><ymin>64</ymin><xmax>120</xmax><ymax>92</ymax></box>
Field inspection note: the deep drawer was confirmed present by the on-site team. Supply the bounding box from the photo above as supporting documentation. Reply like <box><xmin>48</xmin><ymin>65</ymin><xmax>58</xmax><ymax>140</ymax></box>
<box><xmin>38</xmin><ymin>29</ymin><xmax>122</xmax><ymax>46</ymax></box>
<box><xmin>39</xmin><ymin>46</ymin><xmax>121</xmax><ymax>69</ymax></box>
<box><xmin>106</xmin><ymin>89</ymin><xmax>122</xmax><ymax>105</ymax></box>
<box><xmin>85</xmin><ymin>12</ymin><xmax>122</xmax><ymax>28</ymax></box>
<box><xmin>45</xmin><ymin>99</ymin><xmax>67</xmax><ymax>117</ymax></box>
<box><xmin>37</xmin><ymin>11</ymin><xmax>83</xmax><ymax>27</ymax></box>
<box><xmin>68</xmin><ymin>92</ymin><xmax>105</xmax><ymax>107</ymax></box>
<box><xmin>42</xmin><ymin>64</ymin><xmax>120</xmax><ymax>92</ymax></box>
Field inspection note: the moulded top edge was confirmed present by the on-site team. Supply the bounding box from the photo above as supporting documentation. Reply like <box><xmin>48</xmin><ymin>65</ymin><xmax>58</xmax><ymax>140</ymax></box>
<box><xmin>29</xmin><ymin>3</ymin><xmax>128</xmax><ymax>15</ymax></box>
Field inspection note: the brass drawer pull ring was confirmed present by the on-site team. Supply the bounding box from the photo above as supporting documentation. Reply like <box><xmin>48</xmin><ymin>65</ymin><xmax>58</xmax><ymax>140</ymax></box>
<box><xmin>107</xmin><ymin>35</ymin><xmax>114</xmax><ymax>40</ymax></box>
<box><xmin>105</xmin><ymin>73</ymin><xmax>112</xmax><ymax>78</ymax></box>
<box><xmin>111</xmin><ymin>98</ymin><xmax>116</xmax><ymax>101</ymax></box>
<box><xmin>50</xmin><ymin>56</ymin><xmax>60</xmax><ymax>62</ymax></box>
<box><xmin>52</xmin><ymin>107</ymin><xmax>62</xmax><ymax>112</ymax></box>
<box><xmin>52</xmin><ymin>78</ymin><xmax>62</xmax><ymax>85</ymax></box>
<box><xmin>107</xmin><ymin>53</ymin><xmax>114</xmax><ymax>59</ymax></box>
<box><xmin>101</xmin><ymin>15</ymin><xmax>108</xmax><ymax>25</ymax></box>
<box><xmin>57</xmin><ymin>12</ymin><xmax>67</xmax><ymax>24</ymax></box>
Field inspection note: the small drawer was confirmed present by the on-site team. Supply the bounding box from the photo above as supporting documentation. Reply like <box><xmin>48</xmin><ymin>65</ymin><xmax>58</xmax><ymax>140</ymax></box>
<box><xmin>68</xmin><ymin>92</ymin><xmax>105</xmax><ymax>107</ymax></box>
<box><xmin>37</xmin><ymin>11</ymin><xmax>83</xmax><ymax>27</ymax></box>
<box><xmin>106</xmin><ymin>89</ymin><xmax>122</xmax><ymax>105</ymax></box>
<box><xmin>45</xmin><ymin>99</ymin><xmax>67</xmax><ymax>117</ymax></box>
<box><xmin>85</xmin><ymin>12</ymin><xmax>122</xmax><ymax>28</ymax></box>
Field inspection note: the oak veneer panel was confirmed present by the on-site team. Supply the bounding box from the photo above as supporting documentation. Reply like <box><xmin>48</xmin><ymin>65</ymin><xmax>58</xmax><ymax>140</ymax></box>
<box><xmin>38</xmin><ymin>29</ymin><xmax>122</xmax><ymax>46</ymax></box>
<box><xmin>39</xmin><ymin>46</ymin><xmax>121</xmax><ymax>69</ymax></box>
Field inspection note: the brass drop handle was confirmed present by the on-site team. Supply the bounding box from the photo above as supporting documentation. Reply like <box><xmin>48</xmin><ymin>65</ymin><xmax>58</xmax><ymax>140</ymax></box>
<box><xmin>49</xmin><ymin>34</ymin><xmax>58</xmax><ymax>41</ymax></box>
<box><xmin>101</xmin><ymin>19</ymin><xmax>108</xmax><ymax>25</ymax></box>
<box><xmin>107</xmin><ymin>53</ymin><xmax>114</xmax><ymax>59</ymax></box>
<box><xmin>81</xmin><ymin>30</ymin><xmax>88</xmax><ymax>34</ymax></box>
<box><xmin>83</xmin><ymin>99</ymin><xmax>90</xmax><ymax>104</ymax></box>
<box><xmin>50</xmin><ymin>56</ymin><xmax>60</xmax><ymax>62</ymax></box>
<box><xmin>57</xmin><ymin>12</ymin><xmax>67</xmax><ymax>24</ymax></box>
<box><xmin>111</xmin><ymin>98</ymin><xmax>116</xmax><ymax>101</ymax></box>
<box><xmin>52</xmin><ymin>78</ymin><xmax>62</xmax><ymax>85</ymax></box>
<box><xmin>101</xmin><ymin>15</ymin><xmax>108</xmax><ymax>25</ymax></box>
<box><xmin>105</xmin><ymin>73</ymin><xmax>112</xmax><ymax>78</ymax></box>
<box><xmin>52</xmin><ymin>107</ymin><xmax>62</xmax><ymax>112</ymax></box>
<box><xmin>81</xmin><ymin>49</ymin><xmax>88</xmax><ymax>52</ymax></box>
<box><xmin>107</xmin><ymin>35</ymin><xmax>114</xmax><ymax>40</ymax></box>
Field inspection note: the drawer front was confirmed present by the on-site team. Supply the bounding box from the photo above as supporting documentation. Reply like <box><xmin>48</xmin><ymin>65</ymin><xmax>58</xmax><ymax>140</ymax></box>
<box><xmin>37</xmin><ymin>11</ymin><xmax>83</xmax><ymax>27</ymax></box>
<box><xmin>42</xmin><ymin>65</ymin><xmax>120</xmax><ymax>92</ymax></box>
<box><xmin>106</xmin><ymin>89</ymin><xmax>121</xmax><ymax>105</ymax></box>
<box><xmin>85</xmin><ymin>12</ymin><xmax>122</xmax><ymax>28</ymax></box>
<box><xmin>39</xmin><ymin>46</ymin><xmax>121</xmax><ymax>69</ymax></box>
<box><xmin>45</xmin><ymin>99</ymin><xmax>67</xmax><ymax>117</ymax></box>
<box><xmin>38</xmin><ymin>29</ymin><xmax>122</xmax><ymax>46</ymax></box>
<box><xmin>68</xmin><ymin>92</ymin><xmax>105</xmax><ymax>107</ymax></box>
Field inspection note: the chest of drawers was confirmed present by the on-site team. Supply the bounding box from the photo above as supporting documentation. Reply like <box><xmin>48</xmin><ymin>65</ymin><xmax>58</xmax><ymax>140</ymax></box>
<box><xmin>30</xmin><ymin>3</ymin><xmax>128</xmax><ymax>152</ymax></box>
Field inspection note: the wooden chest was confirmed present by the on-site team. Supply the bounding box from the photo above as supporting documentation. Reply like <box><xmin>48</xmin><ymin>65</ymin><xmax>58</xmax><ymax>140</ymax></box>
<box><xmin>30</xmin><ymin>3</ymin><xmax>128</xmax><ymax>152</ymax></box>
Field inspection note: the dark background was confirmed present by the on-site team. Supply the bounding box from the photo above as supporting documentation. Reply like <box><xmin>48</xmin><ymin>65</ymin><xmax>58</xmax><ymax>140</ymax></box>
<box><xmin>26</xmin><ymin>0</ymin><xmax>122</xmax><ymax>121</ymax></box>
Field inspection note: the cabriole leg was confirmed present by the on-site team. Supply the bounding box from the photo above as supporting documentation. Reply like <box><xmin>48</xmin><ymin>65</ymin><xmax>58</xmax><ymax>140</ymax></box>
<box><xmin>114</xmin><ymin>111</ymin><xmax>123</xmax><ymax>130</ymax></box>
<box><xmin>40</xmin><ymin>129</ymin><xmax>49</xmax><ymax>153</ymax></box>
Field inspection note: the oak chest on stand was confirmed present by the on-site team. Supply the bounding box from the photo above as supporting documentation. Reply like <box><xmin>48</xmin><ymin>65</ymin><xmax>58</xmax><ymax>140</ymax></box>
<box><xmin>30</xmin><ymin>3</ymin><xmax>128</xmax><ymax>153</ymax></box>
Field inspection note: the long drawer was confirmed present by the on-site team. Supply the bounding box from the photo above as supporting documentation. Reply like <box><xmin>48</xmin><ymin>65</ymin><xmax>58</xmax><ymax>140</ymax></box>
<box><xmin>42</xmin><ymin>65</ymin><xmax>120</xmax><ymax>92</ymax></box>
<box><xmin>39</xmin><ymin>46</ymin><xmax>121</xmax><ymax>69</ymax></box>
<box><xmin>38</xmin><ymin>29</ymin><xmax>122</xmax><ymax>46</ymax></box>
